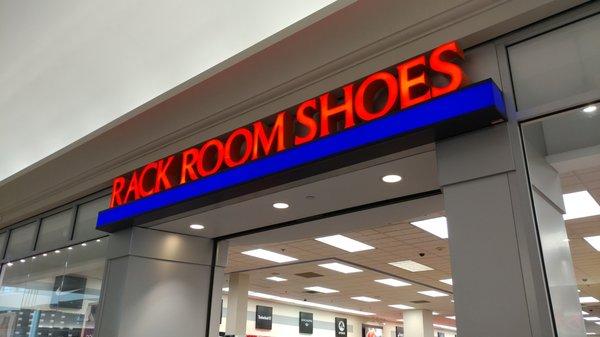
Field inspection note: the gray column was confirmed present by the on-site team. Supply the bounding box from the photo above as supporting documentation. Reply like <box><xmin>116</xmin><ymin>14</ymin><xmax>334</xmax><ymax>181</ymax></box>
<box><xmin>95</xmin><ymin>227</ymin><xmax>216</xmax><ymax>337</ymax></box>
<box><xmin>403</xmin><ymin>309</ymin><xmax>433</xmax><ymax>337</ymax></box>
<box><xmin>435</xmin><ymin>124</ymin><xmax>559</xmax><ymax>337</ymax></box>
<box><xmin>226</xmin><ymin>272</ymin><xmax>249</xmax><ymax>337</ymax></box>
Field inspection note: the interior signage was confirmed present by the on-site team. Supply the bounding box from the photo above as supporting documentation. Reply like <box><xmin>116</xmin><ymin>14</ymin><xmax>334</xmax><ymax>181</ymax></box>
<box><xmin>335</xmin><ymin>317</ymin><xmax>348</xmax><ymax>337</ymax></box>
<box><xmin>97</xmin><ymin>40</ymin><xmax>506</xmax><ymax>231</ymax></box>
<box><xmin>299</xmin><ymin>311</ymin><xmax>314</xmax><ymax>334</ymax></box>
<box><xmin>255</xmin><ymin>305</ymin><xmax>273</xmax><ymax>330</ymax></box>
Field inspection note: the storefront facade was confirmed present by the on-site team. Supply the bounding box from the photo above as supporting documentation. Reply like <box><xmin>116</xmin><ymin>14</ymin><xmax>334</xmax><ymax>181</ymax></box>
<box><xmin>1</xmin><ymin>1</ymin><xmax>599</xmax><ymax>337</ymax></box>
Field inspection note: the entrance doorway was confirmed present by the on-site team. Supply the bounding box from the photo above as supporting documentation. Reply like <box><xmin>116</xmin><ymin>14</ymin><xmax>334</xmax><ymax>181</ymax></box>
<box><xmin>151</xmin><ymin>145</ymin><xmax>458</xmax><ymax>337</ymax></box>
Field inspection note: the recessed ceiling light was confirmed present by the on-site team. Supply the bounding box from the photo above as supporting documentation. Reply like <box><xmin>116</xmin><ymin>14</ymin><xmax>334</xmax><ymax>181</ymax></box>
<box><xmin>190</xmin><ymin>224</ymin><xmax>205</xmax><ymax>230</ymax></box>
<box><xmin>43</xmin><ymin>253</ymin><xmax>48</xmax><ymax>257</ymax></box>
<box><xmin>20</xmin><ymin>259</ymin><xmax>25</xmax><ymax>263</ymax></box>
<box><xmin>315</xmin><ymin>235</ymin><xmax>374</xmax><ymax>252</ymax></box>
<box><xmin>389</xmin><ymin>260</ymin><xmax>433</xmax><ymax>272</ymax></box>
<box><xmin>433</xmin><ymin>324</ymin><xmax>456</xmax><ymax>331</ymax></box>
<box><xmin>81</xmin><ymin>243</ymin><xmax>87</xmax><ymax>247</ymax></box>
<box><xmin>418</xmin><ymin>290</ymin><xmax>449</xmax><ymax>297</ymax></box>
<box><xmin>31</xmin><ymin>256</ymin><xmax>36</xmax><ymax>260</ymax></box>
<box><xmin>96</xmin><ymin>239</ymin><xmax>101</xmax><ymax>242</ymax></box>
<box><xmin>584</xmin><ymin>235</ymin><xmax>600</xmax><ymax>252</ymax></box>
<box><xmin>318</xmin><ymin>262</ymin><xmax>363</xmax><ymax>274</ymax></box>
<box><xmin>411</xmin><ymin>217</ymin><xmax>448</xmax><ymax>239</ymax></box>
<box><xmin>374</xmin><ymin>278</ymin><xmax>411</xmax><ymax>287</ymax></box>
<box><xmin>583</xmin><ymin>105</ymin><xmax>597</xmax><ymax>113</ymax></box>
<box><xmin>382</xmin><ymin>175</ymin><xmax>402</xmax><ymax>183</ymax></box>
<box><xmin>68</xmin><ymin>247</ymin><xmax>73</xmax><ymax>250</ymax></box>
<box><xmin>351</xmin><ymin>296</ymin><xmax>381</xmax><ymax>303</ymax></box>
<box><xmin>583</xmin><ymin>311</ymin><xmax>589</xmax><ymax>315</ymax></box>
<box><xmin>432</xmin><ymin>312</ymin><xmax>439</xmax><ymax>315</ymax></box>
<box><xmin>222</xmin><ymin>287</ymin><xmax>229</xmax><ymax>292</ymax></box>
<box><xmin>273</xmin><ymin>202</ymin><xmax>290</xmax><ymax>209</ymax></box>
<box><xmin>563</xmin><ymin>191</ymin><xmax>600</xmax><ymax>220</ymax></box>
<box><xmin>242</xmin><ymin>249</ymin><xmax>298</xmax><ymax>263</ymax></box>
<box><xmin>580</xmin><ymin>296</ymin><xmax>599</xmax><ymax>304</ymax></box>
<box><xmin>440</xmin><ymin>278</ymin><xmax>453</xmax><ymax>285</ymax></box>
<box><xmin>389</xmin><ymin>304</ymin><xmax>414</xmax><ymax>310</ymax></box>
<box><xmin>248</xmin><ymin>291</ymin><xmax>374</xmax><ymax>316</ymax></box>
<box><xmin>304</xmin><ymin>286</ymin><xmax>339</xmax><ymax>294</ymax></box>
<box><xmin>55</xmin><ymin>250</ymin><xmax>61</xmax><ymax>254</ymax></box>
<box><xmin>7</xmin><ymin>262</ymin><xmax>13</xmax><ymax>267</ymax></box>
<box><xmin>584</xmin><ymin>317</ymin><xmax>600</xmax><ymax>321</ymax></box>
<box><xmin>446</xmin><ymin>316</ymin><xmax>456</xmax><ymax>320</ymax></box>
<box><xmin>266</xmin><ymin>276</ymin><xmax>287</xmax><ymax>282</ymax></box>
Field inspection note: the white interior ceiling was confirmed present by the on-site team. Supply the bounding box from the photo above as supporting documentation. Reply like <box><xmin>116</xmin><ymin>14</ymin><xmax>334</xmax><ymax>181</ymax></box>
<box><xmin>0</xmin><ymin>0</ymin><xmax>346</xmax><ymax>183</ymax></box>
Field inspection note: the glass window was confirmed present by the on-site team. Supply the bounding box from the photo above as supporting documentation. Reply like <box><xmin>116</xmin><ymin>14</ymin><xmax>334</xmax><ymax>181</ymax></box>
<box><xmin>5</xmin><ymin>223</ymin><xmax>37</xmax><ymax>260</ymax></box>
<box><xmin>0</xmin><ymin>238</ymin><xmax>108</xmax><ymax>337</ymax></box>
<box><xmin>509</xmin><ymin>14</ymin><xmax>600</xmax><ymax>110</ymax></box>
<box><xmin>0</xmin><ymin>232</ymin><xmax>7</xmax><ymax>260</ymax></box>
<box><xmin>522</xmin><ymin>103</ymin><xmax>600</xmax><ymax>336</ymax></box>
<box><xmin>36</xmin><ymin>210</ymin><xmax>74</xmax><ymax>252</ymax></box>
<box><xmin>73</xmin><ymin>196</ymin><xmax>109</xmax><ymax>241</ymax></box>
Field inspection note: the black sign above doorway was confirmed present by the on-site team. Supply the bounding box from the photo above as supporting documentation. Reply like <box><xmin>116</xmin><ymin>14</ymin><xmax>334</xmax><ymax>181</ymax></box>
<box><xmin>299</xmin><ymin>311</ymin><xmax>313</xmax><ymax>334</ymax></box>
<box><xmin>335</xmin><ymin>317</ymin><xmax>347</xmax><ymax>337</ymax></box>
<box><xmin>255</xmin><ymin>305</ymin><xmax>273</xmax><ymax>330</ymax></box>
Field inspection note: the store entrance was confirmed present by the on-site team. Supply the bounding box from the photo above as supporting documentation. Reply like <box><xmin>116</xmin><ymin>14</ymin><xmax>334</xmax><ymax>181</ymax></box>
<box><xmin>180</xmin><ymin>146</ymin><xmax>459</xmax><ymax>337</ymax></box>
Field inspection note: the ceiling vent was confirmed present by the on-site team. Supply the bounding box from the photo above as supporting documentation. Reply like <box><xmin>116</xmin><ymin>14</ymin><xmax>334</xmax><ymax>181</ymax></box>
<box><xmin>303</xmin><ymin>290</ymin><xmax>320</xmax><ymax>294</ymax></box>
<box><xmin>410</xmin><ymin>300</ymin><xmax>430</xmax><ymax>304</ymax></box>
<box><xmin>295</xmin><ymin>272</ymin><xmax>324</xmax><ymax>278</ymax></box>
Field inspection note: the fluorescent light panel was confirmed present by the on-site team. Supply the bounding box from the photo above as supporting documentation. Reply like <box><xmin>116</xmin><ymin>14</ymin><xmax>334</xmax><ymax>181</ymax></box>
<box><xmin>304</xmin><ymin>286</ymin><xmax>339</xmax><ymax>294</ymax></box>
<box><xmin>584</xmin><ymin>235</ymin><xmax>600</xmax><ymax>252</ymax></box>
<box><xmin>440</xmin><ymin>278</ymin><xmax>453</xmax><ymax>285</ymax></box>
<box><xmin>583</xmin><ymin>311</ymin><xmax>589</xmax><ymax>315</ymax></box>
<box><xmin>374</xmin><ymin>278</ymin><xmax>411</xmax><ymax>287</ymax></box>
<box><xmin>389</xmin><ymin>260</ymin><xmax>433</xmax><ymax>272</ymax></box>
<box><xmin>351</xmin><ymin>296</ymin><xmax>381</xmax><ymax>303</ymax></box>
<box><xmin>389</xmin><ymin>304</ymin><xmax>414</xmax><ymax>310</ymax></box>
<box><xmin>411</xmin><ymin>216</ymin><xmax>448</xmax><ymax>239</ymax></box>
<box><xmin>315</xmin><ymin>234</ymin><xmax>374</xmax><ymax>252</ymax></box>
<box><xmin>580</xmin><ymin>296</ymin><xmax>600</xmax><ymax>304</ymax></box>
<box><xmin>563</xmin><ymin>191</ymin><xmax>600</xmax><ymax>220</ymax></box>
<box><xmin>446</xmin><ymin>316</ymin><xmax>456</xmax><ymax>320</ymax></box>
<box><xmin>248</xmin><ymin>291</ymin><xmax>374</xmax><ymax>316</ymax></box>
<box><xmin>418</xmin><ymin>290</ymin><xmax>449</xmax><ymax>297</ymax></box>
<box><xmin>241</xmin><ymin>249</ymin><xmax>298</xmax><ymax>263</ymax></box>
<box><xmin>433</xmin><ymin>324</ymin><xmax>457</xmax><ymax>331</ymax></box>
<box><xmin>584</xmin><ymin>317</ymin><xmax>600</xmax><ymax>321</ymax></box>
<box><xmin>318</xmin><ymin>262</ymin><xmax>363</xmax><ymax>274</ymax></box>
<box><xmin>266</xmin><ymin>276</ymin><xmax>287</xmax><ymax>282</ymax></box>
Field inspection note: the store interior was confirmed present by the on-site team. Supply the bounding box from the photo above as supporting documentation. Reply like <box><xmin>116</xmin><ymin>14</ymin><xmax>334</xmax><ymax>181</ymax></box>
<box><xmin>220</xmin><ymin>215</ymin><xmax>458</xmax><ymax>337</ymax></box>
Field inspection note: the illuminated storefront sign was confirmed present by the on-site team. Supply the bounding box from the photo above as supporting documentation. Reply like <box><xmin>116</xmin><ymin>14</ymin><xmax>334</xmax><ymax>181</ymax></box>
<box><xmin>97</xmin><ymin>41</ymin><xmax>506</xmax><ymax>231</ymax></box>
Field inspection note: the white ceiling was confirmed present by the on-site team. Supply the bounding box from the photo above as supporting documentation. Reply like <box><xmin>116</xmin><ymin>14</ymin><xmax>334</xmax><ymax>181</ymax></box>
<box><xmin>152</xmin><ymin>145</ymin><xmax>439</xmax><ymax>238</ymax></box>
<box><xmin>0</xmin><ymin>0</ymin><xmax>345</xmax><ymax>182</ymax></box>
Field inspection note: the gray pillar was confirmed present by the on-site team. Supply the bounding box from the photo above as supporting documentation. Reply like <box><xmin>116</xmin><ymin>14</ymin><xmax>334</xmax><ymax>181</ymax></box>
<box><xmin>226</xmin><ymin>273</ymin><xmax>249</xmax><ymax>337</ymax></box>
<box><xmin>403</xmin><ymin>309</ymin><xmax>433</xmax><ymax>337</ymax></box>
<box><xmin>435</xmin><ymin>124</ymin><xmax>559</xmax><ymax>337</ymax></box>
<box><xmin>95</xmin><ymin>227</ymin><xmax>216</xmax><ymax>337</ymax></box>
